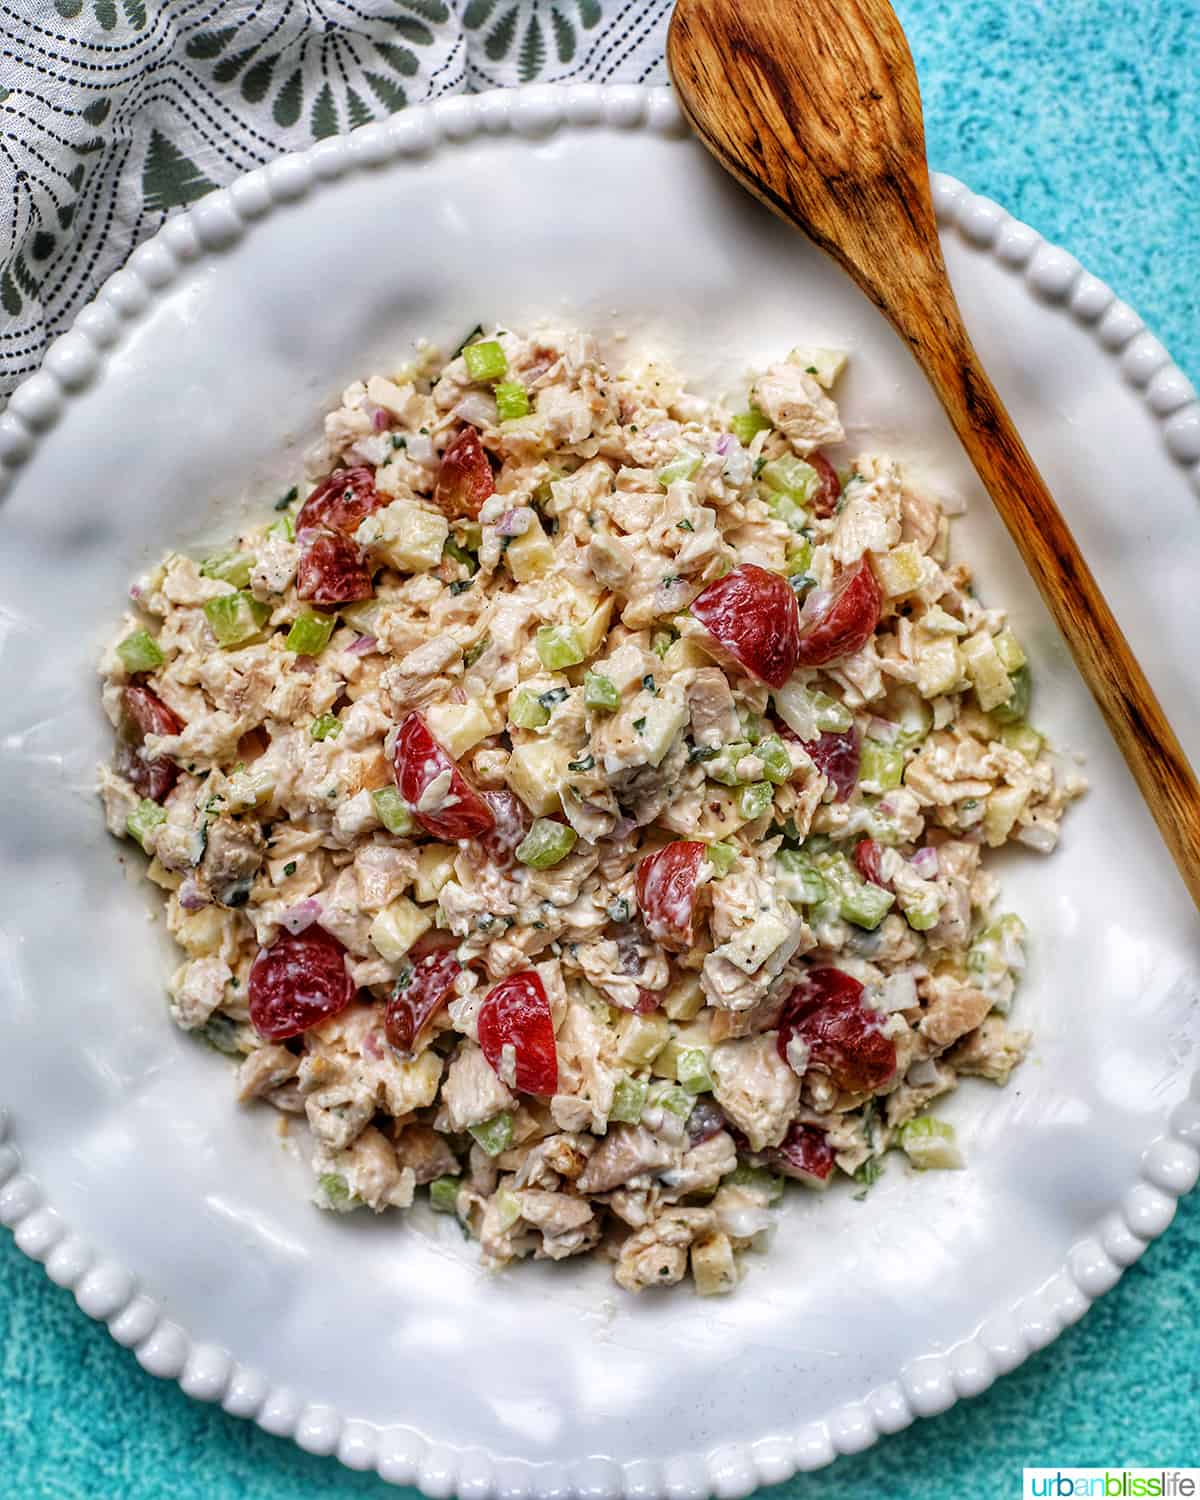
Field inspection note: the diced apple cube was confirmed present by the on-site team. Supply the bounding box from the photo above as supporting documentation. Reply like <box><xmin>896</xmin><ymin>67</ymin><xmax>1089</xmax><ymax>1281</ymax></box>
<box><xmin>915</xmin><ymin>637</ymin><xmax>965</xmax><ymax>698</ymax></box>
<box><xmin>505</xmin><ymin>515</ymin><xmax>555</xmax><ymax>581</ymax></box>
<box><xmin>414</xmin><ymin>844</ymin><xmax>457</xmax><ymax>903</ymax></box>
<box><xmin>787</xmin><ymin>346</ymin><xmax>848</xmax><ymax>390</ymax></box>
<box><xmin>505</xmin><ymin>738</ymin><xmax>574</xmax><ymax>816</ymax></box>
<box><xmin>423</xmin><ymin>699</ymin><xmax>500</xmax><ymax>759</ymax></box>
<box><xmin>615</xmin><ymin>1013</ymin><xmax>671</xmax><ymax>1068</ymax></box>
<box><xmin>370</xmin><ymin>897</ymin><xmax>433</xmax><ymax>964</ymax></box>
<box><xmin>982</xmin><ymin>783</ymin><xmax>1029</xmax><ymax>846</ymax></box>
<box><xmin>358</xmin><ymin>501</ymin><xmax>448</xmax><ymax>572</ymax></box>
<box><xmin>961</xmin><ymin>629</ymin><xmax>1013</xmax><ymax>711</ymax></box>
<box><xmin>873</xmin><ymin>542</ymin><xmax>926</xmax><ymax>598</ymax></box>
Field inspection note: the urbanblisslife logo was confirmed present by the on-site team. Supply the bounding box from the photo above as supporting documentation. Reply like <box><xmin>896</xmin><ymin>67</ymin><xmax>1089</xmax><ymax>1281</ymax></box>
<box><xmin>1023</xmin><ymin>1472</ymin><xmax>1200</xmax><ymax>1498</ymax></box>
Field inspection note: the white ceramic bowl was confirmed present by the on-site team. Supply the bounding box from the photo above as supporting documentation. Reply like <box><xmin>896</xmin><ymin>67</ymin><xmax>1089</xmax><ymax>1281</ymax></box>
<box><xmin>2</xmin><ymin>84</ymin><xmax>1199</xmax><ymax>1499</ymax></box>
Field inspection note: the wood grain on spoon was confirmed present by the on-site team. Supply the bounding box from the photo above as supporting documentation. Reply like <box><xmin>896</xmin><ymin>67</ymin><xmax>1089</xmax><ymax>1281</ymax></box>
<box><xmin>668</xmin><ymin>0</ymin><xmax>1200</xmax><ymax>911</ymax></box>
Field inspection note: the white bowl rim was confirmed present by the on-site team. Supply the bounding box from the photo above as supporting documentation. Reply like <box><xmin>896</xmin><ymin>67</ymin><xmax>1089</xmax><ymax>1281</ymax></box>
<box><xmin>1</xmin><ymin>82</ymin><xmax>1199</xmax><ymax>1499</ymax></box>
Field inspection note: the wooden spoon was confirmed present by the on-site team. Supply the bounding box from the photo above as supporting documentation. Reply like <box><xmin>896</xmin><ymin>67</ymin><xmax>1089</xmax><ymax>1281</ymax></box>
<box><xmin>668</xmin><ymin>0</ymin><xmax>1200</xmax><ymax>909</ymax></box>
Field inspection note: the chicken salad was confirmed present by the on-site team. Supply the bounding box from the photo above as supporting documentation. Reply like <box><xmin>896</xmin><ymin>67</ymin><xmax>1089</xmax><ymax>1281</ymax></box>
<box><xmin>99</xmin><ymin>327</ymin><xmax>1082</xmax><ymax>1294</ymax></box>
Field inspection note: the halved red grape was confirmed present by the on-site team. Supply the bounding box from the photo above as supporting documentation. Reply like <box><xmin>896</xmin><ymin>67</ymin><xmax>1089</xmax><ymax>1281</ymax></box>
<box><xmin>635</xmin><ymin>840</ymin><xmax>707</xmax><ymax>952</ymax></box>
<box><xmin>392</xmin><ymin>711</ymin><xmax>496</xmax><ymax>841</ymax></box>
<box><xmin>685</xmin><ymin>1097</ymin><xmax>727</xmax><ymax>1146</ymax></box>
<box><xmin>808</xmin><ymin>452</ymin><xmax>842</xmax><ymax>520</ymax></box>
<box><xmin>854</xmin><ymin>837</ymin><xmax>885</xmax><ymax>886</ymax></box>
<box><xmin>434</xmin><ymin>428</ymin><xmax>495</xmax><ymax>520</ymax></box>
<box><xmin>691</xmin><ymin>563</ymin><xmax>801</xmax><ymax>689</ymax></box>
<box><xmin>772</xmin><ymin>1122</ymin><xmax>836</xmax><ymax>1185</ymax></box>
<box><xmin>478</xmin><ymin>970</ymin><xmax>558</xmax><ymax>1095</ymax></box>
<box><xmin>478</xmin><ymin>789</ymin><xmax>530</xmax><ymax>866</ymax></box>
<box><xmin>117</xmin><ymin>685</ymin><xmax>184</xmax><ymax>802</ymax></box>
<box><xmin>296</xmin><ymin>467</ymin><xmax>383</xmax><ymax>537</ymax></box>
<box><xmin>795</xmin><ymin>558</ymin><xmax>881</xmax><ymax>667</ymax></box>
<box><xmin>778</xmin><ymin>967</ymin><xmax>897</xmax><ymax>1094</ymax></box>
<box><xmin>297</xmin><ymin>529</ymin><xmax>374</xmax><ymax>606</ymax></box>
<box><xmin>248</xmin><ymin>925</ymin><xmax>356</xmax><ymax>1041</ymax></box>
<box><xmin>385</xmin><ymin>935</ymin><xmax>462</xmax><ymax>1053</ymax></box>
<box><xmin>802</xmin><ymin>725</ymin><xmax>860</xmax><ymax>803</ymax></box>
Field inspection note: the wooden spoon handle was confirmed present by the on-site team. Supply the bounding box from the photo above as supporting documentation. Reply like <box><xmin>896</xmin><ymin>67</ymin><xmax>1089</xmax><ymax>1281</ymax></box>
<box><xmin>902</xmin><ymin>285</ymin><xmax>1200</xmax><ymax>906</ymax></box>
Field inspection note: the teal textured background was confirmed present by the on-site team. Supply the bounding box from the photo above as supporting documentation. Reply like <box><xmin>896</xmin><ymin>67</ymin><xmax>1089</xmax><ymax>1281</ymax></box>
<box><xmin>3</xmin><ymin>1</ymin><xmax>1197</xmax><ymax>1496</ymax></box>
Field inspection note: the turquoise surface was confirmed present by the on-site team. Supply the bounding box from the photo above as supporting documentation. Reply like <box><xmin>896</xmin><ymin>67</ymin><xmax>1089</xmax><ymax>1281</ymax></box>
<box><xmin>2</xmin><ymin>2</ymin><xmax>1197</xmax><ymax>1496</ymax></box>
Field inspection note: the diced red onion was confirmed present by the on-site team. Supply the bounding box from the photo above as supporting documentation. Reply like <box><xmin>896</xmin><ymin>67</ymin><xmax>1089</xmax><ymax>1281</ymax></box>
<box><xmin>715</xmin><ymin>434</ymin><xmax>733</xmax><ymax>455</ymax></box>
<box><xmin>495</xmin><ymin>507</ymin><xmax>532</xmax><ymax>537</ymax></box>
<box><xmin>910</xmin><ymin>846</ymin><xmax>939</xmax><ymax>879</ymax></box>
<box><xmin>345</xmin><ymin>634</ymin><xmax>377</xmax><ymax>656</ymax></box>
<box><xmin>129</xmin><ymin>584</ymin><xmax>144</xmax><ymax>604</ymax></box>
<box><xmin>372</xmin><ymin>406</ymin><xmax>390</xmax><ymax>432</ymax></box>
<box><xmin>279</xmin><ymin>899</ymin><xmax>321</xmax><ymax>935</ymax></box>
<box><xmin>177</xmin><ymin>877</ymin><xmax>208</xmax><ymax>912</ymax></box>
<box><xmin>610</xmin><ymin>815</ymin><xmax>637</xmax><ymax>843</ymax></box>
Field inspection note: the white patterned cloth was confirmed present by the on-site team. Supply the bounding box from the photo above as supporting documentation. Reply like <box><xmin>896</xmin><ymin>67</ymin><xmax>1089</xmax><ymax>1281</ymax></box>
<box><xmin>0</xmin><ymin>0</ymin><xmax>672</xmax><ymax>400</ymax></box>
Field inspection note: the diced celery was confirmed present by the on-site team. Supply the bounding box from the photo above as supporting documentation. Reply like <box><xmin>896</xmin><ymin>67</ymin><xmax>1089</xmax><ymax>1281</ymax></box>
<box><xmin>657</xmin><ymin>449</ymin><xmax>702</xmax><ymax>486</ymax></box>
<box><xmin>729</xmin><ymin>407</ymin><xmax>771</xmax><ymax>446</ymax></box>
<box><xmin>651</xmin><ymin>629</ymin><xmax>676</xmax><ymax>659</ymax></box>
<box><xmin>203</xmin><ymin>591</ymin><xmax>270</xmax><ymax>648</ymax></box>
<box><xmin>757</xmin><ymin>735</ymin><xmax>792</xmax><ymax>785</ymax></box>
<box><xmin>372</xmin><ymin>787</ymin><xmax>414</xmax><ymax>836</ymax></box>
<box><xmin>676</xmin><ymin>1047</ymin><xmax>714</xmax><ymax>1095</ymax></box>
<box><xmin>761</xmin><ymin>454</ymin><xmax>819</xmax><ymax>504</ymax></box>
<box><xmin>285</xmin><ymin>611</ymin><xmax>336</xmax><ymax>656</ymax></box>
<box><xmin>516</xmin><ymin>818</ymin><xmax>578</xmax><ymax>869</ymax></box>
<box><xmin>990</xmin><ymin>663</ymin><xmax>1031</xmax><ymax>725</ymax></box>
<box><xmin>858</xmin><ymin>738</ymin><xmax>905</xmax><ymax>791</ymax></box>
<box><xmin>610</xmin><ymin>1075</ymin><xmax>650</xmax><ymax>1125</ymax></box>
<box><xmin>704</xmin><ymin>842</ymin><xmax>738</xmax><ymax>878</ymax></box>
<box><xmin>116</xmin><ymin>629</ymin><xmax>164</xmax><ymax>674</ymax></box>
<box><xmin>649</xmin><ymin>1081</ymin><xmax>693</xmax><ymax>1120</ymax></box>
<box><xmin>200</xmin><ymin>550</ymin><xmax>255</xmax><ymax>588</ymax></box>
<box><xmin>493</xmin><ymin>1185</ymin><xmax>523</xmax><ymax>1232</ymax></box>
<box><xmin>310</xmin><ymin>713</ymin><xmax>342</xmax><ymax>741</ymax></box>
<box><xmin>994</xmin><ymin>628</ymin><xmax>1026</xmax><ymax>672</ymax></box>
<box><xmin>535</xmin><ymin>624</ymin><xmax>585</xmax><ymax>670</ymax></box>
<box><xmin>318</xmin><ymin>1173</ymin><xmax>355</xmax><ymax>1209</ymax></box>
<box><xmin>739</xmin><ymin>709</ymin><xmax>763</xmax><ymax>743</ymax></box>
<box><xmin>469</xmin><ymin>1112</ymin><xmax>513</xmax><ymax>1157</ymax></box>
<box><xmin>429</xmin><ymin>1175</ymin><xmax>461</xmax><ymax>1214</ymax></box>
<box><xmin>773</xmin><ymin>680</ymin><xmax>853</xmax><ymax>740</ymax></box>
<box><xmin>457</xmin><ymin>520</ymin><xmax>484</xmax><ymax>551</ymax></box>
<box><xmin>1000</xmin><ymin>722</ymin><xmax>1043</xmax><ymax>761</ymax></box>
<box><xmin>706</xmin><ymin>741</ymin><xmax>753</xmax><ymax>786</ymax></box>
<box><xmin>726</xmin><ymin>1163</ymin><xmax>785</xmax><ymax>1203</ymax></box>
<box><xmin>126</xmin><ymin>798</ymin><xmax>167</xmax><ymax>852</ymax></box>
<box><xmin>494</xmin><ymin>381</ymin><xmax>530</xmax><ymax>421</ymax></box>
<box><xmin>784</xmin><ymin>538</ymin><xmax>813</xmax><ymax>577</ymax></box>
<box><xmin>765</xmin><ymin>490</ymin><xmax>809</xmax><ymax>532</ymax></box>
<box><xmin>462</xmin><ymin>339</ymin><xmax>507</xmax><ymax>382</ymax></box>
<box><xmin>509</xmin><ymin>687</ymin><xmax>551</xmax><ymax>729</ymax></box>
<box><xmin>443</xmin><ymin>536</ymin><xmax>478</xmax><ymax>573</ymax></box>
<box><xmin>267</xmin><ymin>513</ymin><xmax>295</xmax><ymax>542</ymax></box>
<box><xmin>897</xmin><ymin>887</ymin><xmax>939</xmax><ymax>931</ymax></box>
<box><xmin>737</xmin><ymin>782</ymin><xmax>774</xmax><ymax>821</ymax></box>
<box><xmin>898</xmin><ymin>1116</ymin><xmax>964</xmax><ymax>1170</ymax></box>
<box><xmin>584</xmin><ymin>672</ymin><xmax>620</xmax><ymax>711</ymax></box>
<box><xmin>776</xmin><ymin>848</ymin><xmax>828</xmax><ymax>906</ymax></box>
<box><xmin>464</xmin><ymin>634</ymin><xmax>490</xmax><ymax>668</ymax></box>
<box><xmin>818</xmin><ymin>851</ymin><xmax>895</xmax><ymax>929</ymax></box>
